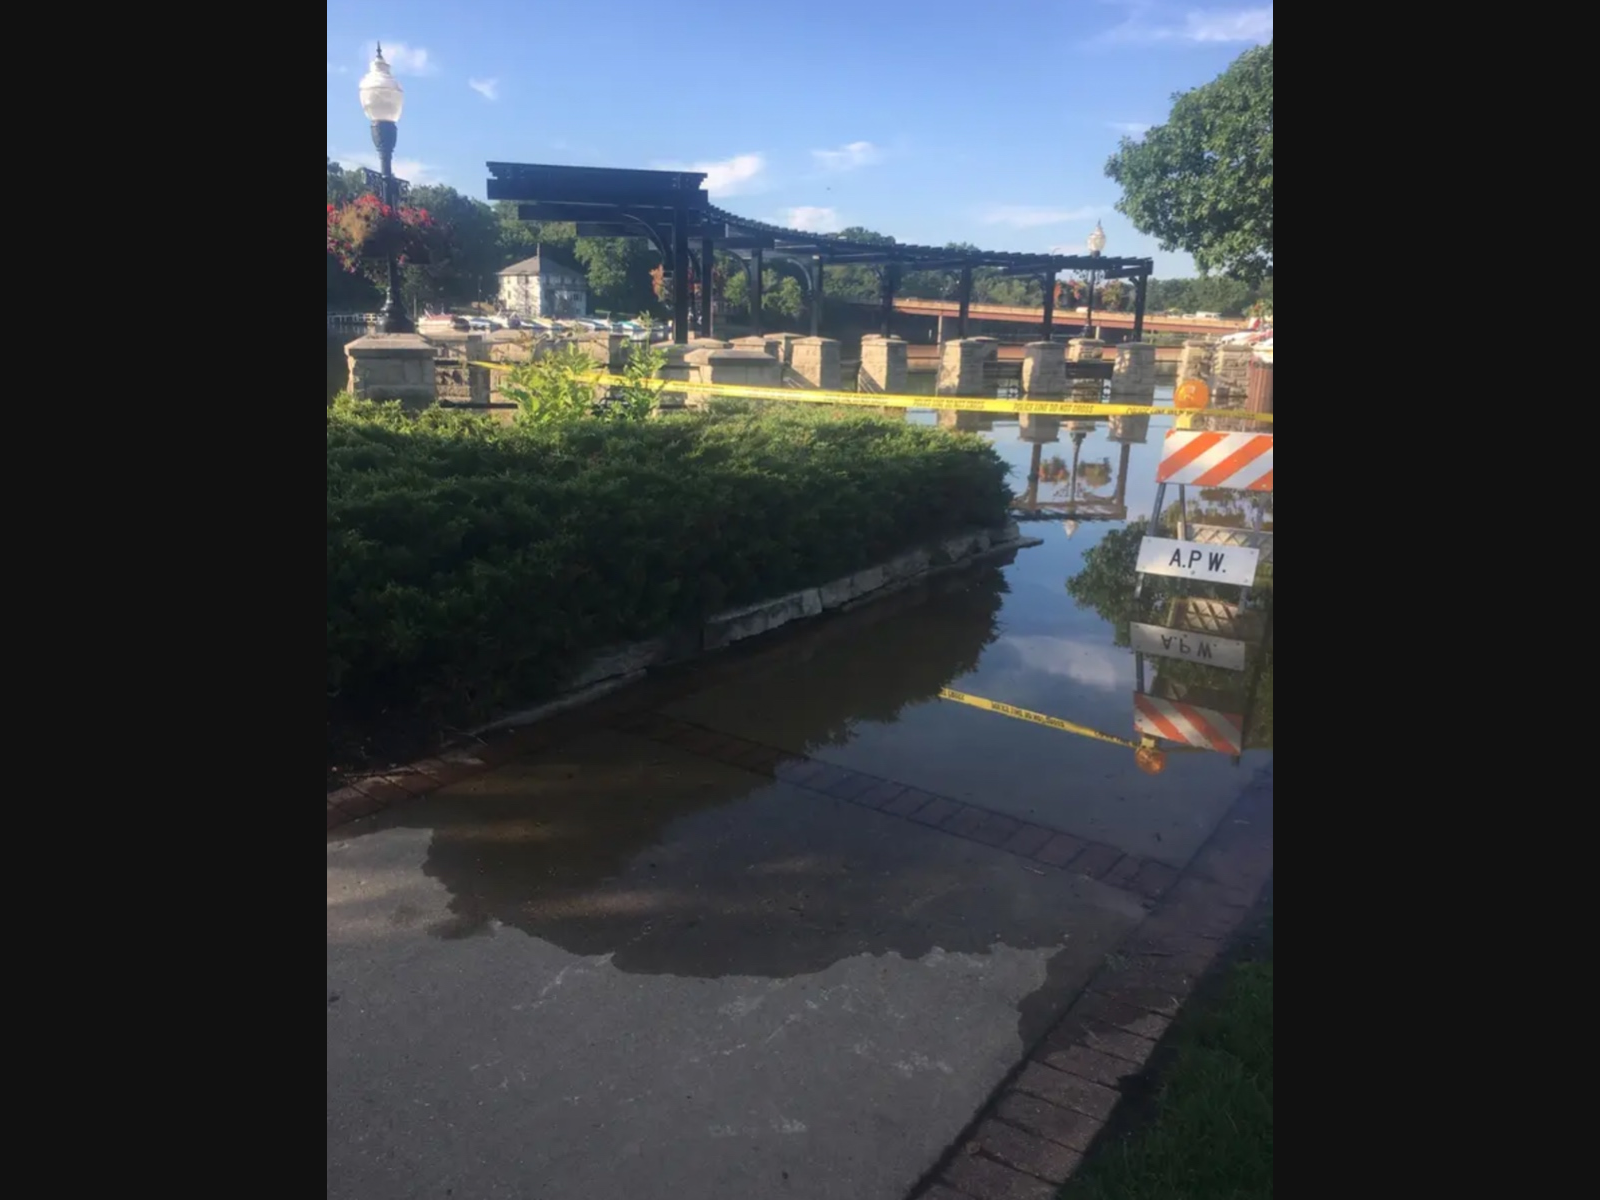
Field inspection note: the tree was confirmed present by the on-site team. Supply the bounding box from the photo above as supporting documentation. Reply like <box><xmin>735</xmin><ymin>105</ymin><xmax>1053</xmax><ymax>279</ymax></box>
<box><xmin>1105</xmin><ymin>41</ymin><xmax>1273</xmax><ymax>283</ymax></box>
<box><xmin>573</xmin><ymin>237</ymin><xmax>660</xmax><ymax>315</ymax></box>
<box><xmin>822</xmin><ymin>226</ymin><xmax>894</xmax><ymax>303</ymax></box>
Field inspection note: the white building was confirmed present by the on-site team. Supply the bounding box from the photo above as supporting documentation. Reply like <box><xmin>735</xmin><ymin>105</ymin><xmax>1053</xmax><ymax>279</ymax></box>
<box><xmin>497</xmin><ymin>247</ymin><xmax>588</xmax><ymax>320</ymax></box>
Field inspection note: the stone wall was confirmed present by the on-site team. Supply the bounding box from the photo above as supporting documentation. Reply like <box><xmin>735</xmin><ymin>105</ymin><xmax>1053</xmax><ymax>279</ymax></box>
<box><xmin>346</xmin><ymin>334</ymin><xmax>437</xmax><ymax>410</ymax></box>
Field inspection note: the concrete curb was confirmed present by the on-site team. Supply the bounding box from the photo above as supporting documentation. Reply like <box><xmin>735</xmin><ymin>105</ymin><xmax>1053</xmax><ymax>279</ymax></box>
<box><xmin>906</xmin><ymin>766</ymin><xmax>1274</xmax><ymax>1199</ymax></box>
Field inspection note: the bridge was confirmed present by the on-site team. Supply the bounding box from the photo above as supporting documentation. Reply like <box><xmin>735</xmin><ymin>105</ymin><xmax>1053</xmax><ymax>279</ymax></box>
<box><xmin>864</xmin><ymin>299</ymin><xmax>1246</xmax><ymax>338</ymax></box>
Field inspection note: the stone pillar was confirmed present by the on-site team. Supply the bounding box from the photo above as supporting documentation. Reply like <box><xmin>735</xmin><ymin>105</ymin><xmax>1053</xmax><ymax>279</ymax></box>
<box><xmin>1108</xmin><ymin>414</ymin><xmax>1150</xmax><ymax>444</ymax></box>
<box><xmin>937</xmin><ymin>409</ymin><xmax>984</xmax><ymax>431</ymax></box>
<box><xmin>858</xmin><ymin>334</ymin><xmax>908</xmax><ymax>394</ymax></box>
<box><xmin>685</xmin><ymin>348</ymin><xmax>782</xmax><ymax>392</ymax></box>
<box><xmin>1177</xmin><ymin>338</ymin><xmax>1214</xmax><ymax>386</ymax></box>
<box><xmin>1109</xmin><ymin>342</ymin><xmax>1157</xmax><ymax>402</ymax></box>
<box><xmin>731</xmin><ymin>334</ymin><xmax>784</xmax><ymax>360</ymax></box>
<box><xmin>1065</xmin><ymin>337</ymin><xmax>1106</xmax><ymax>402</ymax></box>
<box><xmin>790</xmin><ymin>337</ymin><xmax>841</xmax><ymax>390</ymax></box>
<box><xmin>346</xmin><ymin>334</ymin><xmax>438</xmax><ymax>410</ymax></box>
<box><xmin>655</xmin><ymin>344</ymin><xmax>694</xmax><ymax>411</ymax></box>
<box><xmin>765</xmin><ymin>332</ymin><xmax>799</xmax><ymax>368</ymax></box>
<box><xmin>1020</xmin><ymin>341</ymin><xmax>1067</xmax><ymax>397</ymax></box>
<box><xmin>1212</xmin><ymin>342</ymin><xmax>1253</xmax><ymax>404</ymax></box>
<box><xmin>1018</xmin><ymin>414</ymin><xmax>1061</xmax><ymax>442</ymax></box>
<box><xmin>464</xmin><ymin>336</ymin><xmax>492</xmax><ymax>406</ymax></box>
<box><xmin>935</xmin><ymin>338</ymin><xmax>997</xmax><ymax>397</ymax></box>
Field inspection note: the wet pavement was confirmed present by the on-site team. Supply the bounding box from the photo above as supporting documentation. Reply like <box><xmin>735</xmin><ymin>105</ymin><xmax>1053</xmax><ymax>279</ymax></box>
<box><xmin>327</xmin><ymin>403</ymin><xmax>1273</xmax><ymax>1200</ymax></box>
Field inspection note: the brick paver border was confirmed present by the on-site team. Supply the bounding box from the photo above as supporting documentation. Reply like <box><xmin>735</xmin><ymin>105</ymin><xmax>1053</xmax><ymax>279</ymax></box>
<box><xmin>906</xmin><ymin>766</ymin><xmax>1273</xmax><ymax>1199</ymax></box>
<box><xmin>328</xmin><ymin>709</ymin><xmax>1183</xmax><ymax>906</ymax></box>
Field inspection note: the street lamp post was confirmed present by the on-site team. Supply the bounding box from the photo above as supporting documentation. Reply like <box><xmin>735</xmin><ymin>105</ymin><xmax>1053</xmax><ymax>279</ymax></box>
<box><xmin>1083</xmin><ymin>221</ymin><xmax>1105</xmax><ymax>339</ymax></box>
<box><xmin>358</xmin><ymin>45</ymin><xmax>414</xmax><ymax>335</ymax></box>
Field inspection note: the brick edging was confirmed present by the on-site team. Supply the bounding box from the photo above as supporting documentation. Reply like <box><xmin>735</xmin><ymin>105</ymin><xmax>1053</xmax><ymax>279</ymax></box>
<box><xmin>327</xmin><ymin>710</ymin><xmax>1183</xmax><ymax>910</ymax></box>
<box><xmin>908</xmin><ymin>766</ymin><xmax>1274</xmax><ymax>1200</ymax></box>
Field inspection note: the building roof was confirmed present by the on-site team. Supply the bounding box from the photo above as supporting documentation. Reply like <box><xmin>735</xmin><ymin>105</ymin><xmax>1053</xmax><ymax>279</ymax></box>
<box><xmin>497</xmin><ymin>246</ymin><xmax>582</xmax><ymax>277</ymax></box>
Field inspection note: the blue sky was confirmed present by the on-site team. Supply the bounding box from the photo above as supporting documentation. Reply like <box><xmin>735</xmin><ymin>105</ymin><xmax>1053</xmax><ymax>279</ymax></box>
<box><xmin>326</xmin><ymin>1</ymin><xmax>1270</xmax><ymax>279</ymax></box>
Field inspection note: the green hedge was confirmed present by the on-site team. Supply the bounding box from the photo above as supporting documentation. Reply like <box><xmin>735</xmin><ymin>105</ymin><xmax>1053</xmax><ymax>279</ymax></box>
<box><xmin>328</xmin><ymin>397</ymin><xmax>1011</xmax><ymax>734</ymax></box>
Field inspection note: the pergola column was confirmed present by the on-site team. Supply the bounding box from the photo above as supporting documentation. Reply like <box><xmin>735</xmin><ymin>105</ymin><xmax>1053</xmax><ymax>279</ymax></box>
<box><xmin>957</xmin><ymin>265</ymin><xmax>973</xmax><ymax>338</ymax></box>
<box><xmin>700</xmin><ymin>235</ymin><xmax>713</xmax><ymax>337</ymax></box>
<box><xmin>810</xmin><ymin>256</ymin><xmax>823</xmax><ymax>336</ymax></box>
<box><xmin>672</xmin><ymin>207</ymin><xmax>690</xmax><ymax>345</ymax></box>
<box><xmin>1041</xmin><ymin>272</ymin><xmax>1055</xmax><ymax>340</ymax></box>
<box><xmin>750</xmin><ymin>248</ymin><xmax>764</xmax><ymax>335</ymax></box>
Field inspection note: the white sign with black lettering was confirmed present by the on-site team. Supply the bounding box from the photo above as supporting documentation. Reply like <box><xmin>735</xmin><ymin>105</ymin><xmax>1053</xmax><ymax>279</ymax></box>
<box><xmin>1135</xmin><ymin>536</ymin><xmax>1260</xmax><ymax>584</ymax></box>
<box><xmin>1130</xmin><ymin>622</ymin><xmax>1248</xmax><ymax>671</ymax></box>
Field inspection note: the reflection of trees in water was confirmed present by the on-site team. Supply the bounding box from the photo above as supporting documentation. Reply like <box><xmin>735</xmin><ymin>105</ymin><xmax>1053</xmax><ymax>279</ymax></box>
<box><xmin>737</xmin><ymin>565</ymin><xmax>1009</xmax><ymax>752</ymax></box>
<box><xmin>1193</xmin><ymin>489</ymin><xmax>1272</xmax><ymax>530</ymax></box>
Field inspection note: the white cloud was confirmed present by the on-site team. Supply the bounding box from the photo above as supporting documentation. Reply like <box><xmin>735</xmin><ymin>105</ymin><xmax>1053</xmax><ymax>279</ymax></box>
<box><xmin>469</xmin><ymin>77</ymin><xmax>499</xmax><ymax>101</ymax></box>
<box><xmin>327</xmin><ymin>62</ymin><xmax>347</xmax><ymax>75</ymax></box>
<box><xmin>651</xmin><ymin>153</ymin><xmax>765</xmax><ymax>197</ymax></box>
<box><xmin>371</xmin><ymin>41</ymin><xmax>436</xmax><ymax>75</ymax></box>
<box><xmin>1108</xmin><ymin>121</ymin><xmax>1151</xmax><ymax>136</ymax></box>
<box><xmin>781</xmin><ymin>206</ymin><xmax>842</xmax><ymax>232</ymax></box>
<box><xmin>1184</xmin><ymin>8</ymin><xmax>1274</xmax><ymax>41</ymax></box>
<box><xmin>981</xmin><ymin>205</ymin><xmax>1104</xmax><ymax>228</ymax></box>
<box><xmin>811</xmin><ymin>141</ymin><xmax>881</xmax><ymax>171</ymax></box>
<box><xmin>1091</xmin><ymin>4</ymin><xmax>1272</xmax><ymax>46</ymax></box>
<box><xmin>998</xmin><ymin>636</ymin><xmax>1131</xmax><ymax>691</ymax></box>
<box><xmin>330</xmin><ymin>150</ymin><xmax>442</xmax><ymax>186</ymax></box>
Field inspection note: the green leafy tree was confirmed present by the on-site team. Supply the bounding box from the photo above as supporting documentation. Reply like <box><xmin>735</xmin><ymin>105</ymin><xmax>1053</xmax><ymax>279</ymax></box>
<box><xmin>1105</xmin><ymin>41</ymin><xmax>1273</xmax><ymax>283</ymax></box>
<box><xmin>574</xmin><ymin>237</ymin><xmax>661</xmax><ymax>315</ymax></box>
<box><xmin>822</xmin><ymin>226</ymin><xmax>895</xmax><ymax>303</ymax></box>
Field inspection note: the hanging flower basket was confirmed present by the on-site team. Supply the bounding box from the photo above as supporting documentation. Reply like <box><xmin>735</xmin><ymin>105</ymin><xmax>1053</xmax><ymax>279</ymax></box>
<box><xmin>326</xmin><ymin>194</ymin><xmax>442</xmax><ymax>273</ymax></box>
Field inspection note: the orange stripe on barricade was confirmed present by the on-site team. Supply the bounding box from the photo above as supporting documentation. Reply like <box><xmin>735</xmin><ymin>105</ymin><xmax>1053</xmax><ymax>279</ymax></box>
<box><xmin>1155</xmin><ymin>431</ymin><xmax>1224</xmax><ymax>481</ymax></box>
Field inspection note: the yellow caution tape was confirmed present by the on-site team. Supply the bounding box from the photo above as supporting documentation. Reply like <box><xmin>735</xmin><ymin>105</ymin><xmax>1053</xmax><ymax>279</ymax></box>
<box><xmin>463</xmin><ymin>363</ymin><xmax>1272</xmax><ymax>423</ymax></box>
<box><xmin>937</xmin><ymin>688</ymin><xmax>1139</xmax><ymax>748</ymax></box>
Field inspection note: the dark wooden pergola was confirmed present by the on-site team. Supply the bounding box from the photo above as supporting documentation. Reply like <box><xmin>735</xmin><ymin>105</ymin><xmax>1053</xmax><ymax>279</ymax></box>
<box><xmin>487</xmin><ymin>161</ymin><xmax>1153</xmax><ymax>345</ymax></box>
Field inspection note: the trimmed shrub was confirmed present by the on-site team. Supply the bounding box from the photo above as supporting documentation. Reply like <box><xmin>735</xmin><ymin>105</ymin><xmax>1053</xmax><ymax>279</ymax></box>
<box><xmin>328</xmin><ymin>396</ymin><xmax>1011</xmax><ymax>736</ymax></box>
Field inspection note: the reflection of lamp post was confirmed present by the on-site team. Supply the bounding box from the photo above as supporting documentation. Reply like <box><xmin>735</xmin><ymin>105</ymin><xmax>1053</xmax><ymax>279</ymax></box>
<box><xmin>359</xmin><ymin>45</ymin><xmax>414</xmax><ymax>335</ymax></box>
<box><xmin>1068</xmin><ymin>428</ymin><xmax>1087</xmax><ymax>503</ymax></box>
<box><xmin>1083</xmin><ymin>221</ymin><xmax>1105</xmax><ymax>338</ymax></box>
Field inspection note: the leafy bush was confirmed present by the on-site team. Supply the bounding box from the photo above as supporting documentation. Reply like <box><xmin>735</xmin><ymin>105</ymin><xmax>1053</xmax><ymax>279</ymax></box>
<box><xmin>328</xmin><ymin>396</ymin><xmax>1011</xmax><ymax>738</ymax></box>
<box><xmin>498</xmin><ymin>339</ymin><xmax>668</xmax><ymax>424</ymax></box>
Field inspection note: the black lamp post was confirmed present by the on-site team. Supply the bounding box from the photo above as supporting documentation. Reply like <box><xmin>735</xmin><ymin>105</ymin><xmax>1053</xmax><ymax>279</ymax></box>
<box><xmin>358</xmin><ymin>45</ymin><xmax>414</xmax><ymax>335</ymax></box>
<box><xmin>1082</xmin><ymin>221</ymin><xmax>1105</xmax><ymax>339</ymax></box>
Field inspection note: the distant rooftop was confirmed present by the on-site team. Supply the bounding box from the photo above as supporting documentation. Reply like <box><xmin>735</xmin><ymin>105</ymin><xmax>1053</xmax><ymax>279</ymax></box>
<box><xmin>498</xmin><ymin>245</ymin><xmax>582</xmax><ymax>276</ymax></box>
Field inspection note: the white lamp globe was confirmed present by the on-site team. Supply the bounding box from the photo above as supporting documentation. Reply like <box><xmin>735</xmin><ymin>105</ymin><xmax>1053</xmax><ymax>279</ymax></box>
<box><xmin>1087</xmin><ymin>222</ymin><xmax>1106</xmax><ymax>255</ymax></box>
<box><xmin>359</xmin><ymin>45</ymin><xmax>405</xmax><ymax>122</ymax></box>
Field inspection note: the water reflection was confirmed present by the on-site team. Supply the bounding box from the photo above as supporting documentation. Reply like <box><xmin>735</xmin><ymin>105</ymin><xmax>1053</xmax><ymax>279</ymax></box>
<box><xmin>1011</xmin><ymin>419</ymin><xmax>1134</xmax><ymax>522</ymax></box>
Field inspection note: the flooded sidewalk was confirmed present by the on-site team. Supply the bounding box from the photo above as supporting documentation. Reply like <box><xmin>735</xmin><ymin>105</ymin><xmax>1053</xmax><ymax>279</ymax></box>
<box><xmin>327</xmin><ymin>411</ymin><xmax>1273</xmax><ymax>1200</ymax></box>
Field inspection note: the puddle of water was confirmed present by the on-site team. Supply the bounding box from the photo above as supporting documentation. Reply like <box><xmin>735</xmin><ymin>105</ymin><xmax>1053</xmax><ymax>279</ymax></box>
<box><xmin>344</xmin><ymin>396</ymin><xmax>1269</xmax><ymax>968</ymax></box>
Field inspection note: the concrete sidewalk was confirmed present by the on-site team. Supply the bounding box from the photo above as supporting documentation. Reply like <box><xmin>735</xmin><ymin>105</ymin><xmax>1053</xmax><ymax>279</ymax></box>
<box><xmin>328</xmin><ymin>726</ymin><xmax>1149</xmax><ymax>1200</ymax></box>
